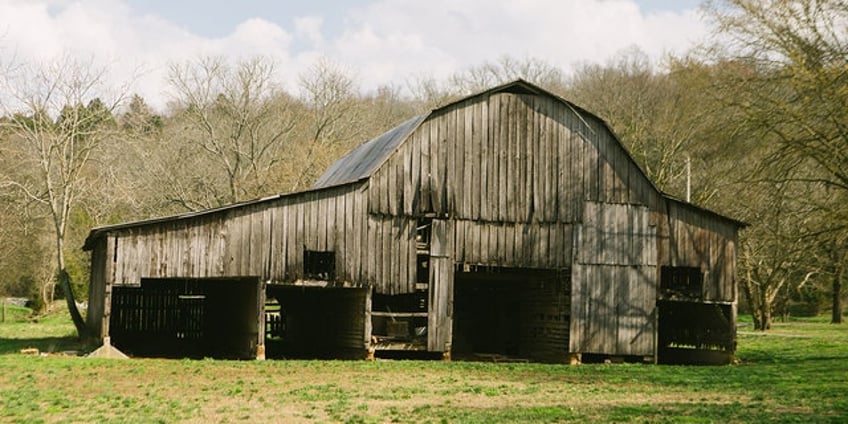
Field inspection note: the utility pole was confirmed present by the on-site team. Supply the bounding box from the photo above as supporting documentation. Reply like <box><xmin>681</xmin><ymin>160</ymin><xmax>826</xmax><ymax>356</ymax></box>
<box><xmin>685</xmin><ymin>155</ymin><xmax>691</xmax><ymax>203</ymax></box>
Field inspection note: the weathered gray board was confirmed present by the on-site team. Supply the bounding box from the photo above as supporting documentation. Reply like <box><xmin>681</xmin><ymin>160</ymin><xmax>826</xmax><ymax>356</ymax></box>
<box><xmin>570</xmin><ymin>202</ymin><xmax>657</xmax><ymax>356</ymax></box>
<box><xmin>428</xmin><ymin>219</ymin><xmax>453</xmax><ymax>352</ymax></box>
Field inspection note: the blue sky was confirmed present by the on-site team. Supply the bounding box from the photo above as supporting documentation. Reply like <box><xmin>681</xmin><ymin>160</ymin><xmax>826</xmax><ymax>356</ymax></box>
<box><xmin>1</xmin><ymin>0</ymin><xmax>710</xmax><ymax>110</ymax></box>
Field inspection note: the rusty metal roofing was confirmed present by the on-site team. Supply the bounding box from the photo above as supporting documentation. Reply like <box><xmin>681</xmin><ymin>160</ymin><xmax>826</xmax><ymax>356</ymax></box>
<box><xmin>312</xmin><ymin>114</ymin><xmax>426</xmax><ymax>189</ymax></box>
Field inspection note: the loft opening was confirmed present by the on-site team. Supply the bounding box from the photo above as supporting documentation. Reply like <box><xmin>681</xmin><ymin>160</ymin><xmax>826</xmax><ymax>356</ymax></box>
<box><xmin>303</xmin><ymin>250</ymin><xmax>335</xmax><ymax>281</ymax></box>
<box><xmin>452</xmin><ymin>267</ymin><xmax>571</xmax><ymax>363</ymax></box>
<box><xmin>660</xmin><ymin>266</ymin><xmax>703</xmax><ymax>299</ymax></box>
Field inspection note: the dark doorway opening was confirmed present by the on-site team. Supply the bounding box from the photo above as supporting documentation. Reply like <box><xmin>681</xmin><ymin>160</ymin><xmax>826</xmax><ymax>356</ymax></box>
<box><xmin>264</xmin><ymin>285</ymin><xmax>368</xmax><ymax>359</ymax></box>
<box><xmin>110</xmin><ymin>277</ymin><xmax>260</xmax><ymax>359</ymax></box>
<box><xmin>657</xmin><ymin>300</ymin><xmax>735</xmax><ymax>365</ymax></box>
<box><xmin>452</xmin><ymin>268</ymin><xmax>570</xmax><ymax>363</ymax></box>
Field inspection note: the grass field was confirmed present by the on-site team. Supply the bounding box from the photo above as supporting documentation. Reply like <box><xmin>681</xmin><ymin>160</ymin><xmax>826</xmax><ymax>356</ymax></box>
<box><xmin>1</xmin><ymin>304</ymin><xmax>846</xmax><ymax>423</ymax></box>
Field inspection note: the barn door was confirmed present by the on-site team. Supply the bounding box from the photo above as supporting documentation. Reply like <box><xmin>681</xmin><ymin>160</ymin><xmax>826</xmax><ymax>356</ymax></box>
<box><xmin>427</xmin><ymin>219</ymin><xmax>454</xmax><ymax>352</ymax></box>
<box><xmin>570</xmin><ymin>202</ymin><xmax>657</xmax><ymax>357</ymax></box>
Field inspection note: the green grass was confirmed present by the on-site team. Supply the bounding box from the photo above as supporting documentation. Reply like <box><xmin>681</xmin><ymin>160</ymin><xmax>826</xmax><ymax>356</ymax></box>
<box><xmin>1</xmin><ymin>306</ymin><xmax>846</xmax><ymax>423</ymax></box>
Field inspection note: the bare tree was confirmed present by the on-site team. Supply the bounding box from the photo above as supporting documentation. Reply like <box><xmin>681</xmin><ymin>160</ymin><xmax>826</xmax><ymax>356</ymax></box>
<box><xmin>567</xmin><ymin>48</ymin><xmax>701</xmax><ymax>196</ymax></box>
<box><xmin>166</xmin><ymin>56</ymin><xmax>295</xmax><ymax>209</ymax></box>
<box><xmin>704</xmin><ymin>0</ymin><xmax>848</xmax><ymax>323</ymax></box>
<box><xmin>291</xmin><ymin>58</ymin><xmax>361</xmax><ymax>190</ymax></box>
<box><xmin>0</xmin><ymin>56</ymin><xmax>126</xmax><ymax>336</ymax></box>
<box><xmin>449</xmin><ymin>56</ymin><xmax>567</xmax><ymax>94</ymax></box>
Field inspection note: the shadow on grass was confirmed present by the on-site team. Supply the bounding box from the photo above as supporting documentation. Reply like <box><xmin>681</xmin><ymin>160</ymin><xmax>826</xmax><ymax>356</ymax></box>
<box><xmin>0</xmin><ymin>336</ymin><xmax>87</xmax><ymax>356</ymax></box>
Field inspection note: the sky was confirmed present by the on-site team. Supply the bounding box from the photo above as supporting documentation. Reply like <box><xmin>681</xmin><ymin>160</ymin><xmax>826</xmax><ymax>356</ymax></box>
<box><xmin>0</xmin><ymin>0</ymin><xmax>709</xmax><ymax>111</ymax></box>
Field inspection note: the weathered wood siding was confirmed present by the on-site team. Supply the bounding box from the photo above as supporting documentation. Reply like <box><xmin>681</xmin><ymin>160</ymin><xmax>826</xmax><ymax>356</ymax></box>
<box><xmin>95</xmin><ymin>182</ymin><xmax>416</xmax><ymax>296</ymax></box>
<box><xmin>453</xmin><ymin>221</ymin><xmax>573</xmax><ymax>269</ymax></box>
<box><xmin>658</xmin><ymin>200</ymin><xmax>738</xmax><ymax>303</ymax></box>
<box><xmin>367</xmin><ymin>92</ymin><xmax>662</xmax><ymax>222</ymax></box>
<box><xmin>86</xmin><ymin>237</ymin><xmax>108</xmax><ymax>337</ymax></box>
<box><xmin>570</xmin><ymin>201</ymin><xmax>657</xmax><ymax>356</ymax></box>
<box><xmin>428</xmin><ymin>219</ymin><xmax>454</xmax><ymax>351</ymax></box>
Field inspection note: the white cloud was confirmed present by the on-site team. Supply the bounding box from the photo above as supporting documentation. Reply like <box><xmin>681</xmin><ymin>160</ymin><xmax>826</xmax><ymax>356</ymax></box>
<box><xmin>294</xmin><ymin>16</ymin><xmax>324</xmax><ymax>47</ymax></box>
<box><xmin>328</xmin><ymin>0</ymin><xmax>708</xmax><ymax>89</ymax></box>
<box><xmin>0</xmin><ymin>0</ymin><xmax>708</xmax><ymax>110</ymax></box>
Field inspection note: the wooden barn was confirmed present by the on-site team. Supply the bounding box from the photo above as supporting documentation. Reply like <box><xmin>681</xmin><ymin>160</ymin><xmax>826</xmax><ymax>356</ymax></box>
<box><xmin>84</xmin><ymin>80</ymin><xmax>745</xmax><ymax>364</ymax></box>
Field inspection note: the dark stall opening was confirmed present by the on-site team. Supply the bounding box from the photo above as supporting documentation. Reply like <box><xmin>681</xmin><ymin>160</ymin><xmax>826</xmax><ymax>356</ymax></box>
<box><xmin>452</xmin><ymin>268</ymin><xmax>570</xmax><ymax>363</ymax></box>
<box><xmin>110</xmin><ymin>277</ymin><xmax>260</xmax><ymax>359</ymax></box>
<box><xmin>264</xmin><ymin>285</ymin><xmax>368</xmax><ymax>359</ymax></box>
<box><xmin>657</xmin><ymin>300</ymin><xmax>735</xmax><ymax>365</ymax></box>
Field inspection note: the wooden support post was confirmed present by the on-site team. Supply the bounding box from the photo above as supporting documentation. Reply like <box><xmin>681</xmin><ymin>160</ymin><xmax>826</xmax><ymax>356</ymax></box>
<box><xmin>364</xmin><ymin>288</ymin><xmax>373</xmax><ymax>360</ymax></box>
<box><xmin>569</xmin><ymin>353</ymin><xmax>582</xmax><ymax>365</ymax></box>
<box><xmin>256</xmin><ymin>279</ymin><xmax>266</xmax><ymax>361</ymax></box>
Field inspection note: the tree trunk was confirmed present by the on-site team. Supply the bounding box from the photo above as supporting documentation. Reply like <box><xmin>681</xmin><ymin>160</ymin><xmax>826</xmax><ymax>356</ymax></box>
<box><xmin>55</xmin><ymin>233</ymin><xmax>89</xmax><ymax>339</ymax></box>
<box><xmin>59</xmin><ymin>269</ymin><xmax>89</xmax><ymax>339</ymax></box>
<box><xmin>758</xmin><ymin>307</ymin><xmax>771</xmax><ymax>331</ymax></box>
<box><xmin>833</xmin><ymin>270</ymin><xmax>843</xmax><ymax>324</ymax></box>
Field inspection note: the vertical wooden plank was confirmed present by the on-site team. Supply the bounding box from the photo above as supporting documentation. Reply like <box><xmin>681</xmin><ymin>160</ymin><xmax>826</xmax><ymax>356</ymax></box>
<box><xmin>536</xmin><ymin>96</ymin><xmax>547</xmax><ymax>222</ymax></box>
<box><xmin>388</xmin><ymin>218</ymin><xmax>398</xmax><ymax>293</ymax></box>
<box><xmin>335</xmin><ymin>190</ymin><xmax>346</xmax><ymax>281</ymax></box>
<box><xmin>547</xmin><ymin>99</ymin><xmax>558</xmax><ymax>222</ymax></box>
<box><xmin>340</xmin><ymin>190</ymin><xmax>352</xmax><ymax>283</ymax></box>
<box><xmin>559</xmin><ymin>104</ymin><xmax>570</xmax><ymax>222</ymax></box>
<box><xmin>480</xmin><ymin>95</ymin><xmax>498</xmax><ymax>221</ymax></box>
<box><xmin>411</xmin><ymin>128</ymin><xmax>422</xmax><ymax>214</ymax></box>
<box><xmin>296</xmin><ymin>197</ymin><xmax>306</xmax><ymax>278</ymax></box>
<box><xmin>428</xmin><ymin>219</ymin><xmax>453</xmax><ymax>352</ymax></box>
<box><xmin>366</xmin><ymin>214</ymin><xmax>376</xmax><ymax>288</ymax></box>
<box><xmin>454</xmin><ymin>218</ymin><xmax>465</xmax><ymax>264</ymax></box>
<box><xmin>472</xmin><ymin>100</ymin><xmax>484</xmax><ymax>220</ymax></box>
<box><xmin>430</xmin><ymin>117</ymin><xmax>442</xmax><ymax>214</ymax></box>
<box><xmin>387</xmin><ymin>150</ymin><xmax>398</xmax><ymax>215</ymax></box>
<box><xmin>446</xmin><ymin>108</ymin><xmax>456</xmax><ymax>215</ymax></box>
<box><xmin>355</xmin><ymin>186</ymin><xmax>367</xmax><ymax>283</ymax></box>
<box><xmin>463</xmin><ymin>103</ymin><xmax>473</xmax><ymax>219</ymax></box>
<box><xmin>498</xmin><ymin>94</ymin><xmax>509</xmax><ymax>222</ymax></box>
<box><xmin>454</xmin><ymin>106</ymin><xmax>464</xmax><ymax>218</ymax></box>
<box><xmin>519</xmin><ymin>96</ymin><xmax>530</xmax><ymax>222</ymax></box>
<box><xmin>420</xmin><ymin>122</ymin><xmax>432</xmax><ymax>213</ymax></box>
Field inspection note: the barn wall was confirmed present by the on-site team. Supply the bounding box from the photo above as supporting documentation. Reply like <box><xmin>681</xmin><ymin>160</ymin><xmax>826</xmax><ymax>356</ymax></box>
<box><xmin>99</xmin><ymin>182</ymin><xmax>428</xmax><ymax>296</ymax></box>
<box><xmin>453</xmin><ymin>221</ymin><xmax>573</xmax><ymax>270</ymax></box>
<box><xmin>658</xmin><ymin>200</ymin><xmax>737</xmax><ymax>303</ymax></box>
<box><xmin>87</xmin><ymin>237</ymin><xmax>108</xmax><ymax>338</ymax></box>
<box><xmin>367</xmin><ymin>92</ymin><xmax>662</xmax><ymax>222</ymax></box>
<box><xmin>102</xmin><ymin>184</ymin><xmax>371</xmax><ymax>285</ymax></box>
<box><xmin>569</xmin><ymin>202</ymin><xmax>657</xmax><ymax>356</ymax></box>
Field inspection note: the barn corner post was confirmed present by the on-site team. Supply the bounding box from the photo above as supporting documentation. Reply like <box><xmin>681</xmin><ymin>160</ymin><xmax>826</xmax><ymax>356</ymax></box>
<box><xmin>364</xmin><ymin>286</ymin><xmax>374</xmax><ymax>360</ymax></box>
<box><xmin>256</xmin><ymin>279</ymin><xmax>267</xmax><ymax>360</ymax></box>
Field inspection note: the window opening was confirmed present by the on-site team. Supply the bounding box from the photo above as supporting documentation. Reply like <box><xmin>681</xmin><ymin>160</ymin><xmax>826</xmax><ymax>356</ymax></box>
<box><xmin>660</xmin><ymin>266</ymin><xmax>703</xmax><ymax>298</ymax></box>
<box><xmin>304</xmin><ymin>250</ymin><xmax>335</xmax><ymax>281</ymax></box>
